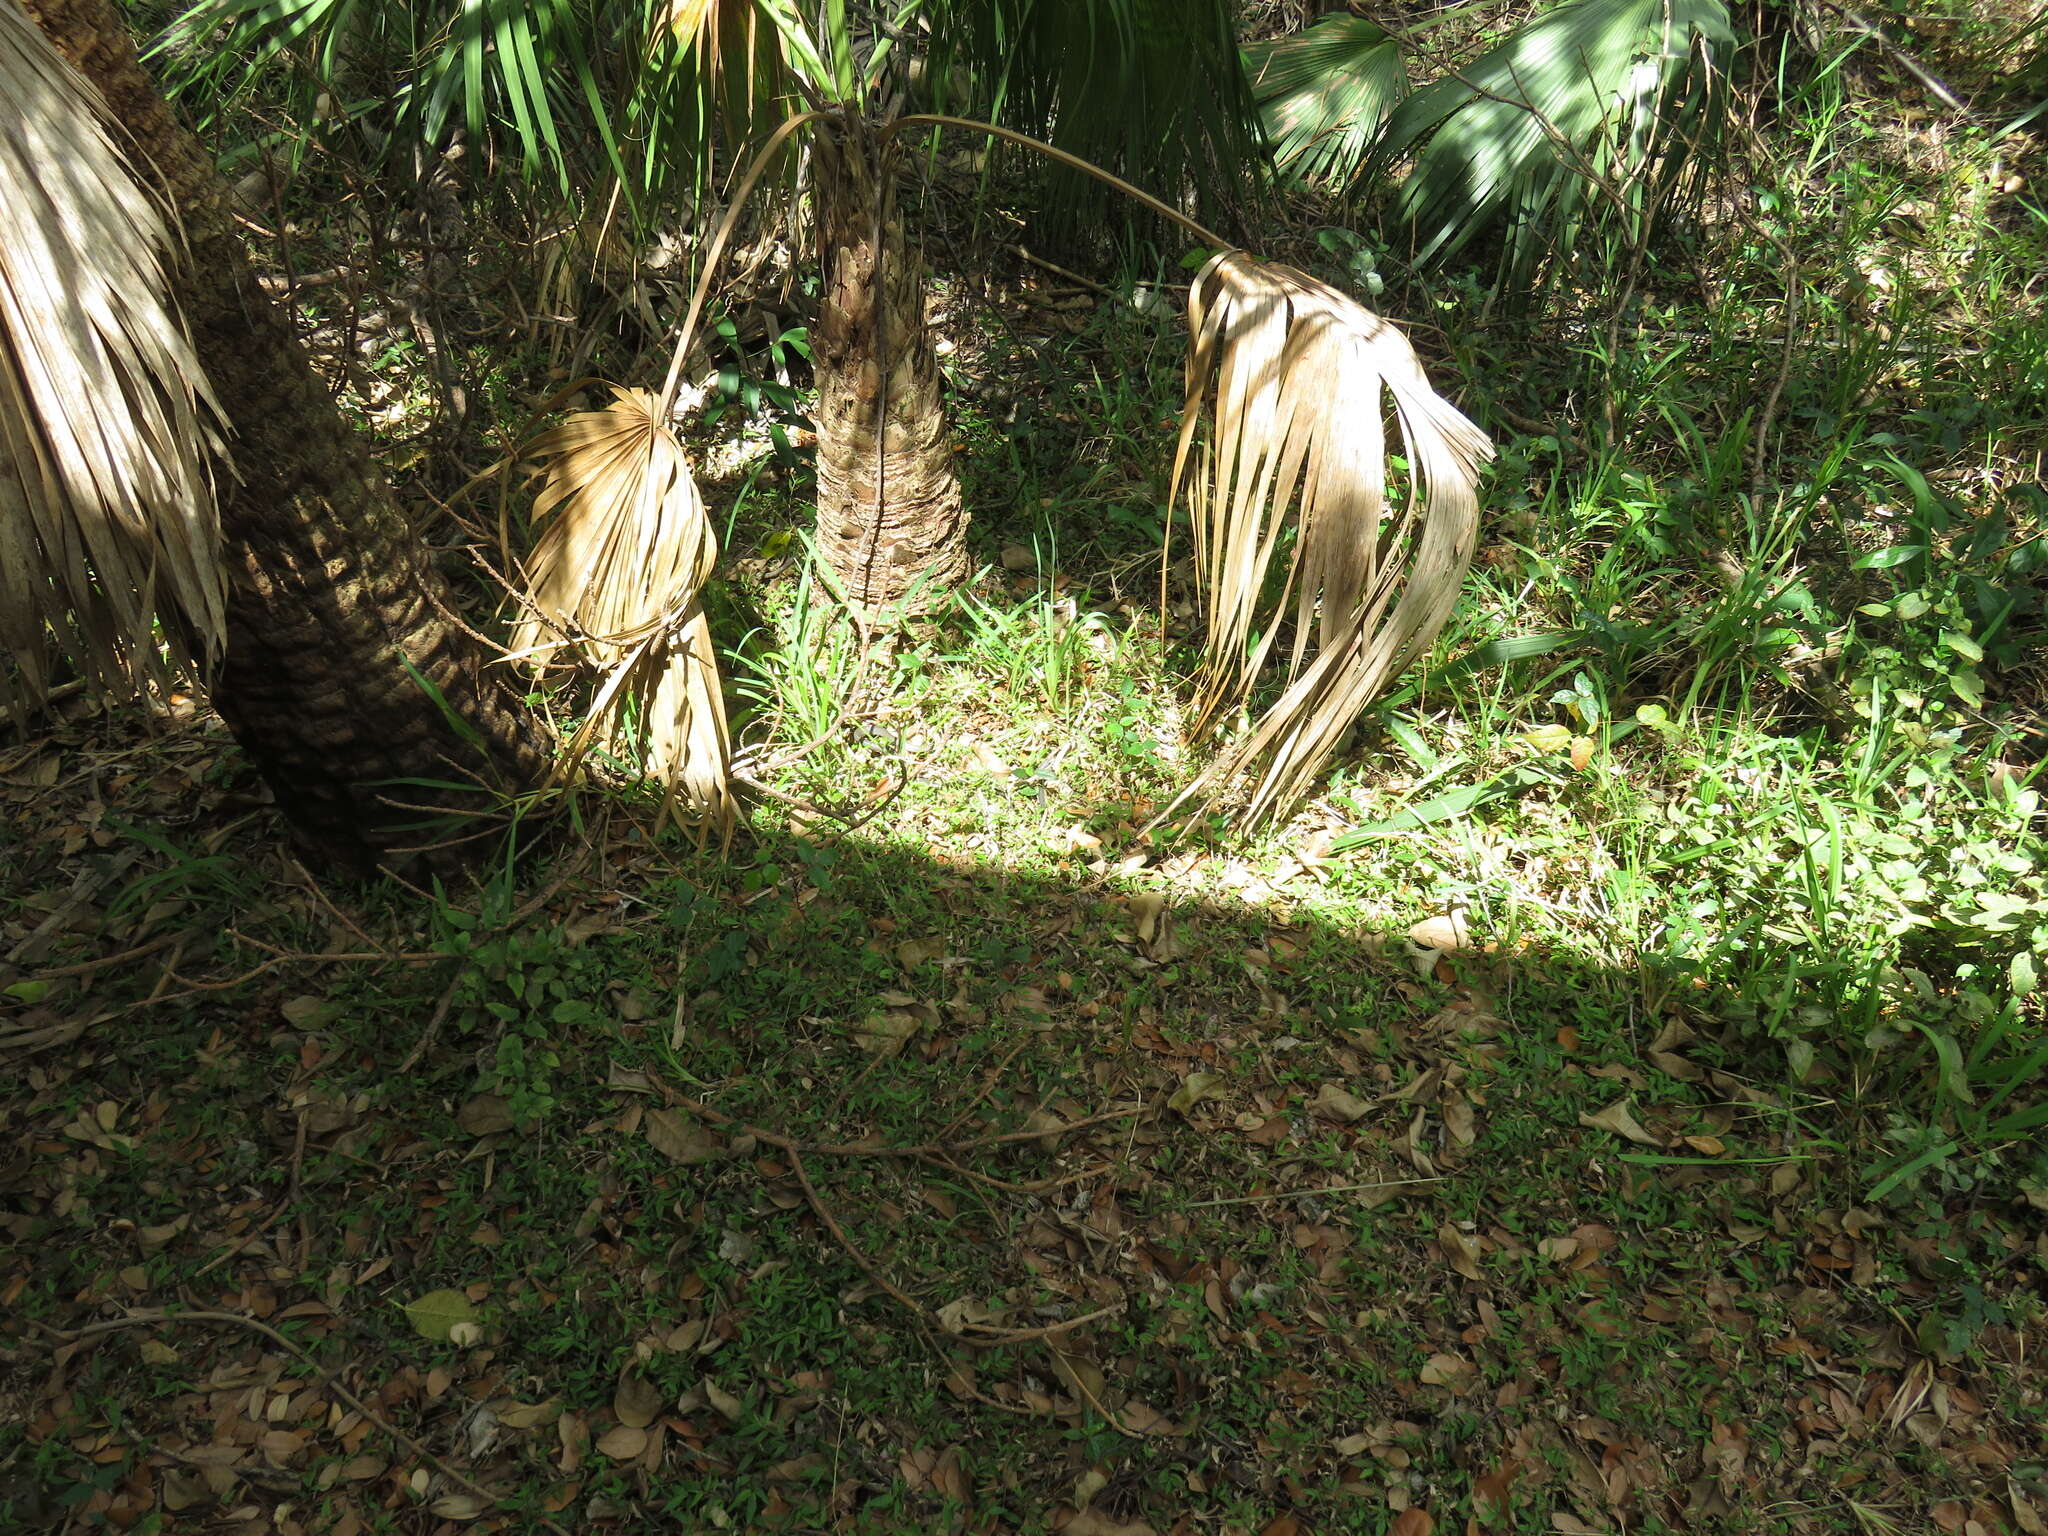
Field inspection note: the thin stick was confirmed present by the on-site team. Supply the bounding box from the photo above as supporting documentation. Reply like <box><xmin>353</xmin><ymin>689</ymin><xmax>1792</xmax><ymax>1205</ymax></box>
<box><xmin>658</xmin><ymin>112</ymin><xmax>828</xmax><ymax>415</ymax></box>
<box><xmin>396</xmin><ymin>972</ymin><xmax>465</xmax><ymax>1075</ymax></box>
<box><xmin>1052</xmin><ymin>1346</ymin><xmax>1147</xmax><ymax>1439</ymax></box>
<box><xmin>913</xmin><ymin>1150</ymin><xmax>1104</xmax><ymax>1196</ymax></box>
<box><xmin>667</xmin><ymin>1089</ymin><xmax>1142</xmax><ymax>1158</ymax></box>
<box><xmin>1007</xmin><ymin>243</ymin><xmax>1114</xmax><ymax>298</ymax></box>
<box><xmin>776</xmin><ymin>1128</ymin><xmax>1127</xmax><ymax>1346</ymax></box>
<box><xmin>932</xmin><ymin>1036</ymin><xmax>1035</xmax><ymax>1143</ymax></box>
<box><xmin>1180</xmin><ymin>1176</ymin><xmax>1442</xmax><ymax>1209</ymax></box>
<box><xmin>33</xmin><ymin>1310</ymin><xmax>570</xmax><ymax>1536</ymax></box>
<box><xmin>193</xmin><ymin>1111</ymin><xmax>309</xmax><ymax>1279</ymax></box>
<box><xmin>959</xmin><ymin>1302</ymin><xmax>1125</xmax><ymax>1344</ymax></box>
<box><xmin>784</xmin><ymin>1142</ymin><xmax>930</xmax><ymax>1319</ymax></box>
<box><xmin>121</xmin><ymin>947</ymin><xmax>440</xmax><ymax>1013</ymax></box>
<box><xmin>26</xmin><ymin>933</ymin><xmax>179</xmax><ymax>979</ymax></box>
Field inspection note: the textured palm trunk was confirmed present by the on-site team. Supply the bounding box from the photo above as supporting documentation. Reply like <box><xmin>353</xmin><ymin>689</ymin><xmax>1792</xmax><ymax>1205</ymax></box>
<box><xmin>22</xmin><ymin>0</ymin><xmax>551</xmax><ymax>877</ymax></box>
<box><xmin>811</xmin><ymin>114</ymin><xmax>967</xmax><ymax>617</ymax></box>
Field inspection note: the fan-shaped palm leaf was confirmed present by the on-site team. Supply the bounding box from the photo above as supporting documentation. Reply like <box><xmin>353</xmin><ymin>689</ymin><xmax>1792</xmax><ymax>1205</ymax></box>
<box><xmin>510</xmin><ymin>385</ymin><xmax>732</xmax><ymax>840</ymax></box>
<box><xmin>1373</xmin><ymin>0</ymin><xmax>1733</xmax><ymax>270</ymax></box>
<box><xmin>1162</xmin><ymin>252</ymin><xmax>1493</xmax><ymax>829</ymax></box>
<box><xmin>1247</xmin><ymin>13</ymin><xmax>1409</xmax><ymax>189</ymax></box>
<box><xmin>0</xmin><ymin>1</ymin><xmax>226</xmax><ymax>724</ymax></box>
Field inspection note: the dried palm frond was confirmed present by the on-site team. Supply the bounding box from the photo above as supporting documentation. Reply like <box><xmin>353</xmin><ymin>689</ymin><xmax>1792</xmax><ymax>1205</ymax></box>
<box><xmin>510</xmin><ymin>385</ymin><xmax>732</xmax><ymax>842</ymax></box>
<box><xmin>1162</xmin><ymin>252</ymin><xmax>1493</xmax><ymax>829</ymax></box>
<box><xmin>0</xmin><ymin>1</ymin><xmax>226</xmax><ymax>724</ymax></box>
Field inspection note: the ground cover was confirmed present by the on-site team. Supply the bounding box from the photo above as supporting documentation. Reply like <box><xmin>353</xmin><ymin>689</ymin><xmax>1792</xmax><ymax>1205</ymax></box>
<box><xmin>0</xmin><ymin>677</ymin><xmax>2042</xmax><ymax>1533</ymax></box>
<box><xmin>4</xmin><ymin>3</ymin><xmax>2047</xmax><ymax>1531</ymax></box>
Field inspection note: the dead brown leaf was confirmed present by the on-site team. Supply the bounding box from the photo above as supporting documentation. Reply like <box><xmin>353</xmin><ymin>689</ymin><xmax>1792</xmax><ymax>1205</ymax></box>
<box><xmin>644</xmin><ymin>1108</ymin><xmax>723</xmax><ymax>1164</ymax></box>
<box><xmin>1473</xmin><ymin>1458</ymin><xmax>1524</xmax><ymax>1523</ymax></box>
<box><xmin>1648</xmin><ymin>1050</ymin><xmax>1702</xmax><ymax>1083</ymax></box>
<box><xmin>1438</xmin><ymin>1224</ymin><xmax>1483</xmax><ymax>1281</ymax></box>
<box><xmin>1060</xmin><ymin>1511</ymin><xmax>1157</xmax><ymax>1536</ymax></box>
<box><xmin>456</xmin><ymin>1094</ymin><xmax>515</xmax><ymax>1136</ymax></box>
<box><xmin>613</xmin><ymin>1372</ymin><xmax>662</xmax><ymax>1429</ymax></box>
<box><xmin>852</xmin><ymin>1009</ymin><xmax>922</xmax><ymax>1056</ymax></box>
<box><xmin>1578</xmin><ymin>1099</ymin><xmax>1661</xmax><ymax>1147</ymax></box>
<box><xmin>1443</xmin><ymin>1096</ymin><xmax>1478</xmax><ymax>1145</ymax></box>
<box><xmin>1408</xmin><ymin>913</ymin><xmax>1472</xmax><ymax>952</ymax></box>
<box><xmin>1419</xmin><ymin>1354</ymin><xmax>1478</xmax><ymax>1393</ymax></box>
<box><xmin>1311</xmin><ymin>1082</ymin><xmax>1372</xmax><ymax>1123</ymax></box>
<box><xmin>556</xmin><ymin>1410</ymin><xmax>589</xmax><ymax>1472</ymax></box>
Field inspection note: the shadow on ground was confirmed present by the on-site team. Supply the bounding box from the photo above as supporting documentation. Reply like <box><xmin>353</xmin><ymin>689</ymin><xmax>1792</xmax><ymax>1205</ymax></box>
<box><xmin>1</xmin><ymin>698</ymin><xmax>2041</xmax><ymax>1536</ymax></box>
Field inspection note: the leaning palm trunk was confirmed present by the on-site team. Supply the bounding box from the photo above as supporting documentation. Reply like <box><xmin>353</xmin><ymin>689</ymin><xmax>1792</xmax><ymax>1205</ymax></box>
<box><xmin>22</xmin><ymin>0</ymin><xmax>551</xmax><ymax>876</ymax></box>
<box><xmin>810</xmin><ymin>113</ymin><xmax>967</xmax><ymax>617</ymax></box>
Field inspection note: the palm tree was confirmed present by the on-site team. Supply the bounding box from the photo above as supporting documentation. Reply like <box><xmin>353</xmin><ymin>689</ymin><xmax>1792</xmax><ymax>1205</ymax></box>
<box><xmin>151</xmin><ymin>0</ymin><xmax>1264</xmax><ymax>617</ymax></box>
<box><xmin>42</xmin><ymin>0</ymin><xmax>1498</xmax><ymax>838</ymax></box>
<box><xmin>11</xmin><ymin>0</ymin><xmax>551</xmax><ymax>877</ymax></box>
<box><xmin>143</xmin><ymin>0</ymin><xmax>1496</xmax><ymax>831</ymax></box>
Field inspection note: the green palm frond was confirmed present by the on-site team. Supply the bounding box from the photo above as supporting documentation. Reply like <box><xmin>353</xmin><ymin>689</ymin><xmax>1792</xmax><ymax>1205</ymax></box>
<box><xmin>661</xmin><ymin>0</ymin><xmax>812</xmax><ymax>138</ymax></box>
<box><xmin>152</xmin><ymin>0</ymin><xmax>736</xmax><ymax>200</ymax></box>
<box><xmin>930</xmin><ymin>0</ymin><xmax>1266</xmax><ymax>242</ymax></box>
<box><xmin>154</xmin><ymin>0</ymin><xmax>585</xmax><ymax>185</ymax></box>
<box><xmin>1246</xmin><ymin>13</ymin><xmax>1408</xmax><ymax>190</ymax></box>
<box><xmin>510</xmin><ymin>386</ymin><xmax>732</xmax><ymax>841</ymax></box>
<box><xmin>1162</xmin><ymin>253</ymin><xmax>1493</xmax><ymax>830</ymax></box>
<box><xmin>1373</xmin><ymin>0</ymin><xmax>1734</xmax><ymax>270</ymax></box>
<box><xmin>0</xmin><ymin>2</ymin><xmax>226</xmax><ymax>723</ymax></box>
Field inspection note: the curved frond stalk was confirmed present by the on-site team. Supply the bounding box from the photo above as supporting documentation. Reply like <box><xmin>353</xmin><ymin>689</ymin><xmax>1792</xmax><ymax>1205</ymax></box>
<box><xmin>926</xmin><ymin>0</ymin><xmax>1265</xmax><ymax>244</ymax></box>
<box><xmin>1247</xmin><ymin>14</ymin><xmax>1409</xmax><ymax>189</ymax></box>
<box><xmin>1162</xmin><ymin>253</ymin><xmax>1493</xmax><ymax>830</ymax></box>
<box><xmin>1373</xmin><ymin>0</ymin><xmax>1734</xmax><ymax>271</ymax></box>
<box><xmin>0</xmin><ymin>1</ymin><xmax>226</xmax><ymax>723</ymax></box>
<box><xmin>511</xmin><ymin>386</ymin><xmax>732</xmax><ymax>843</ymax></box>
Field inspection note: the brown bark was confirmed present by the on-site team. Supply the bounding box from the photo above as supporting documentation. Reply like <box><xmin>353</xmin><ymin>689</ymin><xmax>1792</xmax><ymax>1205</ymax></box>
<box><xmin>21</xmin><ymin>0</ymin><xmax>552</xmax><ymax>877</ymax></box>
<box><xmin>811</xmin><ymin>114</ymin><xmax>968</xmax><ymax>617</ymax></box>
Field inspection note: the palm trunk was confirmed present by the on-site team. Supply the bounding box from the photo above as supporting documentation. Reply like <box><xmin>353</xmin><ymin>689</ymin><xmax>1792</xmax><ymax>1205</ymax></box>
<box><xmin>811</xmin><ymin>114</ymin><xmax>967</xmax><ymax>617</ymax></box>
<box><xmin>21</xmin><ymin>0</ymin><xmax>551</xmax><ymax>877</ymax></box>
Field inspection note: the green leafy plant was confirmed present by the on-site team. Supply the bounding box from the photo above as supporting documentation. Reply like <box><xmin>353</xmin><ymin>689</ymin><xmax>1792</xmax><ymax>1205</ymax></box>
<box><xmin>1246</xmin><ymin>12</ymin><xmax>1408</xmax><ymax>189</ymax></box>
<box><xmin>430</xmin><ymin>890</ymin><xmax>605</xmax><ymax>1126</ymax></box>
<box><xmin>1368</xmin><ymin>0</ymin><xmax>1736</xmax><ymax>274</ymax></box>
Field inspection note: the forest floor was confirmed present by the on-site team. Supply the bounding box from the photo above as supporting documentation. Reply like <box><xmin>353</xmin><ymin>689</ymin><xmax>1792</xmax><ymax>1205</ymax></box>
<box><xmin>6</xmin><ymin>6</ymin><xmax>2048</xmax><ymax>1534</ymax></box>
<box><xmin>0</xmin><ymin>684</ymin><xmax>2039</xmax><ymax>1536</ymax></box>
<box><xmin>1</xmin><ymin>632</ymin><xmax>2043</xmax><ymax>1536</ymax></box>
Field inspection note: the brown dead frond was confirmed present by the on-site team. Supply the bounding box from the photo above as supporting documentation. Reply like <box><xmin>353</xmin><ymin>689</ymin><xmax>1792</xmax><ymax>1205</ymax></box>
<box><xmin>1161</xmin><ymin>251</ymin><xmax>1494</xmax><ymax>830</ymax></box>
<box><xmin>0</xmin><ymin>3</ymin><xmax>226</xmax><ymax>723</ymax></box>
<box><xmin>510</xmin><ymin>385</ymin><xmax>733</xmax><ymax>843</ymax></box>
